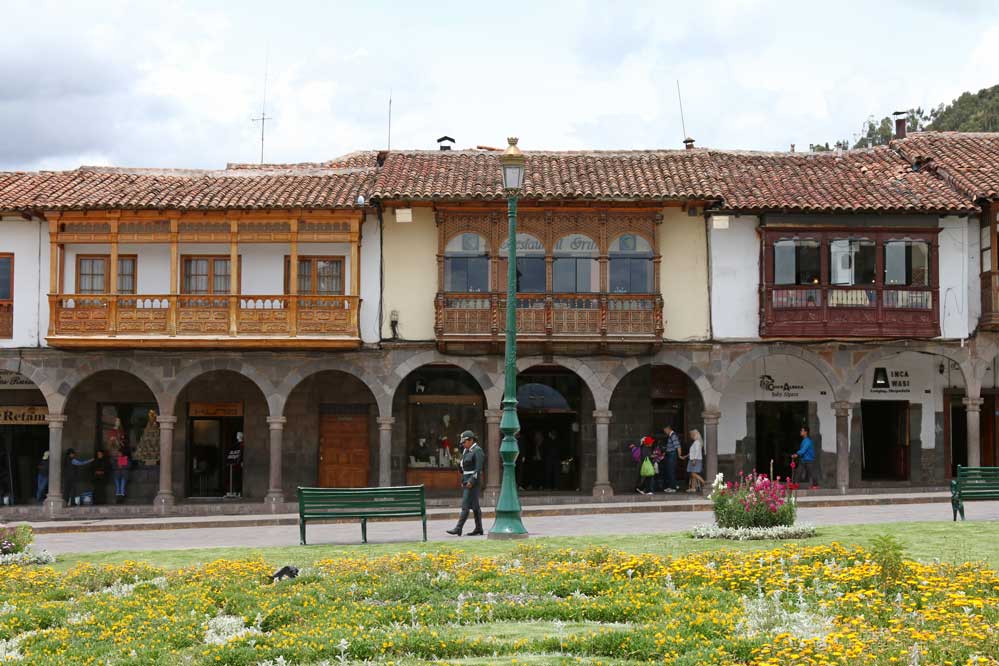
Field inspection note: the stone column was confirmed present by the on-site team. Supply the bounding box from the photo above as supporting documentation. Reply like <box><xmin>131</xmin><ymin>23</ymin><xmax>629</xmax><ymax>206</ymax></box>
<box><xmin>592</xmin><ymin>409</ymin><xmax>613</xmax><ymax>498</ymax></box>
<box><xmin>484</xmin><ymin>410</ymin><xmax>502</xmax><ymax>497</ymax></box>
<box><xmin>963</xmin><ymin>397</ymin><xmax>983</xmax><ymax>468</ymax></box>
<box><xmin>702</xmin><ymin>410</ymin><xmax>721</xmax><ymax>485</ymax></box>
<box><xmin>154</xmin><ymin>415</ymin><xmax>177</xmax><ymax>513</ymax></box>
<box><xmin>44</xmin><ymin>413</ymin><xmax>67</xmax><ymax>516</ymax></box>
<box><xmin>833</xmin><ymin>401</ymin><xmax>850</xmax><ymax>493</ymax></box>
<box><xmin>264</xmin><ymin>416</ymin><xmax>286</xmax><ymax>511</ymax></box>
<box><xmin>377</xmin><ymin>416</ymin><xmax>395</xmax><ymax>487</ymax></box>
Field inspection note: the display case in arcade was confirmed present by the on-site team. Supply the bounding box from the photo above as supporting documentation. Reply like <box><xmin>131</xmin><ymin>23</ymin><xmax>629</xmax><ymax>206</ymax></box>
<box><xmin>405</xmin><ymin>394</ymin><xmax>484</xmax><ymax>490</ymax></box>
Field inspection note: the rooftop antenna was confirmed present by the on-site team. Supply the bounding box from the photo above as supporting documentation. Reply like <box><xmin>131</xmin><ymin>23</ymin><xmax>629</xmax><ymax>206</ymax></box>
<box><xmin>251</xmin><ymin>47</ymin><xmax>273</xmax><ymax>164</ymax></box>
<box><xmin>676</xmin><ymin>80</ymin><xmax>688</xmax><ymax>140</ymax></box>
<box><xmin>387</xmin><ymin>89</ymin><xmax>392</xmax><ymax>151</ymax></box>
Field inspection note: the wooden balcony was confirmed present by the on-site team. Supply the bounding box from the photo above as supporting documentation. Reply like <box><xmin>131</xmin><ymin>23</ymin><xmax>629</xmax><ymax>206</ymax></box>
<box><xmin>760</xmin><ymin>285</ymin><xmax>939</xmax><ymax>338</ymax></box>
<box><xmin>46</xmin><ymin>294</ymin><xmax>361</xmax><ymax>349</ymax></box>
<box><xmin>0</xmin><ymin>301</ymin><xmax>11</xmax><ymax>339</ymax></box>
<box><xmin>434</xmin><ymin>292</ymin><xmax>663</xmax><ymax>351</ymax></box>
<box><xmin>981</xmin><ymin>272</ymin><xmax>999</xmax><ymax>330</ymax></box>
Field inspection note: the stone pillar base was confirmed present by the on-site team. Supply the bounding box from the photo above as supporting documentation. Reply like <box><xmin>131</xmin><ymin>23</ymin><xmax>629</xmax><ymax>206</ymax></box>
<box><xmin>264</xmin><ymin>491</ymin><xmax>285</xmax><ymax>513</ymax></box>
<box><xmin>44</xmin><ymin>496</ymin><xmax>64</xmax><ymax>517</ymax></box>
<box><xmin>153</xmin><ymin>492</ymin><xmax>175</xmax><ymax>515</ymax></box>
<box><xmin>591</xmin><ymin>483</ymin><xmax>614</xmax><ymax>499</ymax></box>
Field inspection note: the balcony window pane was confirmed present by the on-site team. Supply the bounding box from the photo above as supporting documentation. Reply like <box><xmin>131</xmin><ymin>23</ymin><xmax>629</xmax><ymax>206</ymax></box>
<box><xmin>554</xmin><ymin>234</ymin><xmax>598</xmax><ymax>293</ymax></box>
<box><xmin>0</xmin><ymin>257</ymin><xmax>11</xmax><ymax>300</ymax></box>
<box><xmin>830</xmin><ymin>240</ymin><xmax>875</xmax><ymax>286</ymax></box>
<box><xmin>885</xmin><ymin>240</ymin><xmax>929</xmax><ymax>286</ymax></box>
<box><xmin>446</xmin><ymin>234</ymin><xmax>489</xmax><ymax>293</ymax></box>
<box><xmin>316</xmin><ymin>259</ymin><xmax>342</xmax><ymax>294</ymax></box>
<box><xmin>213</xmin><ymin>259</ymin><xmax>231</xmax><ymax>293</ymax></box>
<box><xmin>183</xmin><ymin>259</ymin><xmax>209</xmax><ymax>294</ymax></box>
<box><xmin>610</xmin><ymin>233</ymin><xmax>653</xmax><ymax>294</ymax></box>
<box><xmin>466</xmin><ymin>256</ymin><xmax>488</xmax><ymax>292</ymax></box>
<box><xmin>553</xmin><ymin>258</ymin><xmax>575</xmax><ymax>292</ymax></box>
<box><xmin>117</xmin><ymin>257</ymin><xmax>136</xmax><ymax>294</ymax></box>
<box><xmin>774</xmin><ymin>239</ymin><xmax>820</xmax><ymax>285</ymax></box>
<box><xmin>516</xmin><ymin>257</ymin><xmax>546</xmax><ymax>293</ymax></box>
<box><xmin>79</xmin><ymin>258</ymin><xmax>107</xmax><ymax>294</ymax></box>
<box><xmin>298</xmin><ymin>259</ymin><xmax>312</xmax><ymax>293</ymax></box>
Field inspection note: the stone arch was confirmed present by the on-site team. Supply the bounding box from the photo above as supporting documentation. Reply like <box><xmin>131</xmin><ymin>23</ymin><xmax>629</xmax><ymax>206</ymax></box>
<box><xmin>166</xmin><ymin>360</ymin><xmax>277</xmax><ymax>415</ymax></box>
<box><xmin>273</xmin><ymin>359</ymin><xmax>392</xmax><ymax>417</ymax></box>
<box><xmin>0</xmin><ymin>357</ymin><xmax>61</xmax><ymax>412</ymax></box>
<box><xmin>388</xmin><ymin>350</ymin><xmax>497</xmax><ymax>411</ymax></box>
<box><xmin>516</xmin><ymin>356</ymin><xmax>608</xmax><ymax>410</ymax></box>
<box><xmin>647</xmin><ymin>351</ymin><xmax>721</xmax><ymax>409</ymax></box>
<box><xmin>63</xmin><ymin>358</ymin><xmax>169</xmax><ymax>416</ymax></box>
<box><xmin>719</xmin><ymin>346</ymin><xmax>842</xmax><ymax>400</ymax></box>
<box><xmin>847</xmin><ymin>346</ymin><xmax>975</xmax><ymax>401</ymax></box>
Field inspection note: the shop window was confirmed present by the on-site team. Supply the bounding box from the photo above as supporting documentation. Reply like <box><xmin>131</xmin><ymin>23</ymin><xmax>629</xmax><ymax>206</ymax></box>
<box><xmin>0</xmin><ymin>254</ymin><xmax>11</xmax><ymax>339</ymax></box>
<box><xmin>609</xmin><ymin>234</ymin><xmax>653</xmax><ymax>293</ymax></box>
<box><xmin>500</xmin><ymin>233</ymin><xmax>545</xmax><ymax>293</ymax></box>
<box><xmin>76</xmin><ymin>255</ymin><xmax>137</xmax><ymax>294</ymax></box>
<box><xmin>774</xmin><ymin>239</ymin><xmax>820</xmax><ymax>285</ymax></box>
<box><xmin>182</xmin><ymin>256</ymin><xmax>235</xmax><ymax>294</ymax></box>
<box><xmin>444</xmin><ymin>234</ymin><xmax>489</xmax><ymax>293</ymax></box>
<box><xmin>284</xmin><ymin>256</ymin><xmax>344</xmax><ymax>294</ymax></box>
<box><xmin>97</xmin><ymin>403</ymin><xmax>160</xmax><ymax>465</ymax></box>
<box><xmin>553</xmin><ymin>233</ymin><xmax>599</xmax><ymax>293</ymax></box>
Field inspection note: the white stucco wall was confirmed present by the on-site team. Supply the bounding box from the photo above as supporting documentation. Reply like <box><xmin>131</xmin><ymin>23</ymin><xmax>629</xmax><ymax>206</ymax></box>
<box><xmin>381</xmin><ymin>206</ymin><xmax>437</xmax><ymax>340</ymax></box>
<box><xmin>709</xmin><ymin>214</ymin><xmax>760</xmax><ymax>339</ymax></box>
<box><xmin>660</xmin><ymin>208</ymin><xmax>710</xmax><ymax>340</ymax></box>
<box><xmin>359</xmin><ymin>213</ymin><xmax>380</xmax><ymax>344</ymax></box>
<box><xmin>967</xmin><ymin>216</ymin><xmax>981</xmax><ymax>336</ymax></box>
<box><xmin>938</xmin><ymin>215</ymin><xmax>972</xmax><ymax>340</ymax></box>
<box><xmin>0</xmin><ymin>217</ymin><xmax>48</xmax><ymax>348</ymax></box>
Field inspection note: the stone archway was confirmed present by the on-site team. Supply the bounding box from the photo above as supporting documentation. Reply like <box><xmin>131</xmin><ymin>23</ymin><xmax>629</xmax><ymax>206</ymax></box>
<box><xmin>0</xmin><ymin>368</ymin><xmax>51</xmax><ymax>505</ymax></box>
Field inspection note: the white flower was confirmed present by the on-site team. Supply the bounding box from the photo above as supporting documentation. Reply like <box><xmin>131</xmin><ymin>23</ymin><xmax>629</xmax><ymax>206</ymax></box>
<box><xmin>204</xmin><ymin>614</ymin><xmax>262</xmax><ymax>646</ymax></box>
<box><xmin>690</xmin><ymin>524</ymin><xmax>817</xmax><ymax>541</ymax></box>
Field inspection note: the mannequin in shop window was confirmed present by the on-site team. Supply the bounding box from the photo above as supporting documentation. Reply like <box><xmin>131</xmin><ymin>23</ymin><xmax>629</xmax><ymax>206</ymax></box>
<box><xmin>226</xmin><ymin>432</ymin><xmax>244</xmax><ymax>498</ymax></box>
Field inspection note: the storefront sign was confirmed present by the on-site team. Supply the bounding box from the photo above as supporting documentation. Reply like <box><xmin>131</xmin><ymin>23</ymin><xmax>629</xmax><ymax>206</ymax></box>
<box><xmin>0</xmin><ymin>406</ymin><xmax>48</xmax><ymax>425</ymax></box>
<box><xmin>189</xmin><ymin>402</ymin><xmax>243</xmax><ymax>418</ymax></box>
<box><xmin>0</xmin><ymin>371</ymin><xmax>36</xmax><ymax>390</ymax></box>
<box><xmin>759</xmin><ymin>374</ymin><xmax>804</xmax><ymax>398</ymax></box>
<box><xmin>870</xmin><ymin>368</ymin><xmax>911</xmax><ymax>394</ymax></box>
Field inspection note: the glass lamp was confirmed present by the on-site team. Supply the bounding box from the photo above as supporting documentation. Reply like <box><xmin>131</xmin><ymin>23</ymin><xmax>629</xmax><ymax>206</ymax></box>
<box><xmin>499</xmin><ymin>137</ymin><xmax>526</xmax><ymax>192</ymax></box>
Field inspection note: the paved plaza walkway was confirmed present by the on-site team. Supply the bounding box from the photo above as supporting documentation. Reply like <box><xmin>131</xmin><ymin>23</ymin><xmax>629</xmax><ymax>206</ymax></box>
<box><xmin>33</xmin><ymin>498</ymin><xmax>999</xmax><ymax>554</ymax></box>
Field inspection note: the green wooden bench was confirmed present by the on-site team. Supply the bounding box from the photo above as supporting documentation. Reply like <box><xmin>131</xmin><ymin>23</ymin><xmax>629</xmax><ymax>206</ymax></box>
<box><xmin>297</xmin><ymin>485</ymin><xmax>427</xmax><ymax>545</ymax></box>
<box><xmin>950</xmin><ymin>466</ymin><xmax>999</xmax><ymax>521</ymax></box>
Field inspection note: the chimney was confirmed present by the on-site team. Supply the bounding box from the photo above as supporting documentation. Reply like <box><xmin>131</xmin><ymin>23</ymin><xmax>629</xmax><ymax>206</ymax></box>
<box><xmin>436</xmin><ymin>135</ymin><xmax>456</xmax><ymax>151</ymax></box>
<box><xmin>683</xmin><ymin>137</ymin><xmax>695</xmax><ymax>150</ymax></box>
<box><xmin>893</xmin><ymin>111</ymin><xmax>907</xmax><ymax>139</ymax></box>
<box><xmin>790</xmin><ymin>143</ymin><xmax>795</xmax><ymax>153</ymax></box>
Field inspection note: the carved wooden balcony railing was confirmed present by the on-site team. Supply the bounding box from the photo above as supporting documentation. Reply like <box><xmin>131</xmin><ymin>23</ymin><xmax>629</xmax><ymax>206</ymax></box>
<box><xmin>434</xmin><ymin>291</ymin><xmax>664</xmax><ymax>345</ymax></box>
<box><xmin>760</xmin><ymin>284</ymin><xmax>939</xmax><ymax>338</ymax></box>
<box><xmin>0</xmin><ymin>301</ymin><xmax>12</xmax><ymax>339</ymax></box>
<box><xmin>47</xmin><ymin>294</ymin><xmax>360</xmax><ymax>348</ymax></box>
<box><xmin>981</xmin><ymin>272</ymin><xmax>999</xmax><ymax>329</ymax></box>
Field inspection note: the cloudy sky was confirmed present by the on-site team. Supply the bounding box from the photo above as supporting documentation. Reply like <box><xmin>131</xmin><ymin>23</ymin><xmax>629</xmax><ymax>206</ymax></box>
<box><xmin>3</xmin><ymin>0</ymin><xmax>999</xmax><ymax>171</ymax></box>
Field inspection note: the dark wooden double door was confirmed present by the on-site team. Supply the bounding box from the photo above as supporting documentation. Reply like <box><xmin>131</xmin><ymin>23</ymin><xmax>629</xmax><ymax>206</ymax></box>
<box><xmin>318</xmin><ymin>405</ymin><xmax>370</xmax><ymax>488</ymax></box>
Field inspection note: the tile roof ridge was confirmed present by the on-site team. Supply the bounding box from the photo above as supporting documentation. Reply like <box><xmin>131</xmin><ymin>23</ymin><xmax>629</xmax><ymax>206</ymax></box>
<box><xmin>77</xmin><ymin>165</ymin><xmax>376</xmax><ymax>178</ymax></box>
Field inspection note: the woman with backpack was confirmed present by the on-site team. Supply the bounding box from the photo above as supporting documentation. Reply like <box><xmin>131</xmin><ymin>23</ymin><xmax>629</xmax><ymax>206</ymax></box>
<box><xmin>112</xmin><ymin>445</ymin><xmax>131</xmax><ymax>504</ymax></box>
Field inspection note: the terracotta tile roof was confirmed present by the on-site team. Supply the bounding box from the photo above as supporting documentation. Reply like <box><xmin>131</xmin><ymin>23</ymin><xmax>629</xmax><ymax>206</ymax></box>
<box><xmin>226</xmin><ymin>151</ymin><xmax>380</xmax><ymax>171</ymax></box>
<box><xmin>370</xmin><ymin>147</ymin><xmax>975</xmax><ymax>214</ymax></box>
<box><xmin>893</xmin><ymin>131</ymin><xmax>999</xmax><ymax>201</ymax></box>
<box><xmin>708</xmin><ymin>146</ymin><xmax>976</xmax><ymax>214</ymax></box>
<box><xmin>0</xmin><ymin>164</ymin><xmax>375</xmax><ymax>212</ymax></box>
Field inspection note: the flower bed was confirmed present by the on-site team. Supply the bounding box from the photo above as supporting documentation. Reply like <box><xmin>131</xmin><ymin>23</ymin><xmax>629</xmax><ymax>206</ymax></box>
<box><xmin>709</xmin><ymin>472</ymin><xmax>797</xmax><ymax>528</ymax></box>
<box><xmin>690</xmin><ymin>523</ymin><xmax>817</xmax><ymax>541</ymax></box>
<box><xmin>0</xmin><ymin>524</ymin><xmax>53</xmax><ymax>566</ymax></box>
<box><xmin>0</xmin><ymin>543</ymin><xmax>997</xmax><ymax>665</ymax></box>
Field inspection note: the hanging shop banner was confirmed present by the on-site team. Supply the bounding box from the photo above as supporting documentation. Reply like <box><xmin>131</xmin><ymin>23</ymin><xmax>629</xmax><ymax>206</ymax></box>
<box><xmin>0</xmin><ymin>371</ymin><xmax>36</xmax><ymax>390</ymax></box>
<box><xmin>0</xmin><ymin>406</ymin><xmax>48</xmax><ymax>425</ymax></box>
<box><xmin>189</xmin><ymin>402</ymin><xmax>243</xmax><ymax>418</ymax></box>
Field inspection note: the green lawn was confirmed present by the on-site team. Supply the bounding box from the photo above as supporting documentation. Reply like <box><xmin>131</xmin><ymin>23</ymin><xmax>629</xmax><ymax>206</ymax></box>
<box><xmin>51</xmin><ymin>519</ymin><xmax>999</xmax><ymax>571</ymax></box>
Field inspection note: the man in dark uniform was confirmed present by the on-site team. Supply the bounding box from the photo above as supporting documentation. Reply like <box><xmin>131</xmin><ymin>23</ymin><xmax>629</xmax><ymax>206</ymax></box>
<box><xmin>446</xmin><ymin>430</ymin><xmax>486</xmax><ymax>536</ymax></box>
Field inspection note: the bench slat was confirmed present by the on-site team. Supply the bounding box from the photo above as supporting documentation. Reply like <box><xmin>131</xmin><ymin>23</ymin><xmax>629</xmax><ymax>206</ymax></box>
<box><xmin>297</xmin><ymin>485</ymin><xmax>428</xmax><ymax>545</ymax></box>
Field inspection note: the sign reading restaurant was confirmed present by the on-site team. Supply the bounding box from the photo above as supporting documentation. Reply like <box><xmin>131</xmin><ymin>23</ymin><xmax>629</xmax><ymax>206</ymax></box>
<box><xmin>0</xmin><ymin>406</ymin><xmax>48</xmax><ymax>425</ymax></box>
<box><xmin>0</xmin><ymin>371</ymin><xmax>35</xmax><ymax>390</ymax></box>
<box><xmin>188</xmin><ymin>402</ymin><xmax>243</xmax><ymax>418</ymax></box>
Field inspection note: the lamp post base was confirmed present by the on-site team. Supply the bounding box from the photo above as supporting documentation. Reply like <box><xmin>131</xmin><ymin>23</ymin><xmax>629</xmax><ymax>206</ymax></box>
<box><xmin>487</xmin><ymin>530</ymin><xmax>529</xmax><ymax>541</ymax></box>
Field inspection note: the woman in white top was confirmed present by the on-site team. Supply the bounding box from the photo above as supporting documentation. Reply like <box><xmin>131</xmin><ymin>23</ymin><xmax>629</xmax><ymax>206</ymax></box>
<box><xmin>681</xmin><ymin>429</ymin><xmax>705</xmax><ymax>493</ymax></box>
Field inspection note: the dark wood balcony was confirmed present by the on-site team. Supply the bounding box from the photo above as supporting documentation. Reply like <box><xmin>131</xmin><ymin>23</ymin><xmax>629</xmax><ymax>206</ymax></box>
<box><xmin>760</xmin><ymin>284</ymin><xmax>939</xmax><ymax>338</ymax></box>
<box><xmin>0</xmin><ymin>301</ymin><xmax>11</xmax><ymax>339</ymax></box>
<box><xmin>434</xmin><ymin>291</ymin><xmax>664</xmax><ymax>351</ymax></box>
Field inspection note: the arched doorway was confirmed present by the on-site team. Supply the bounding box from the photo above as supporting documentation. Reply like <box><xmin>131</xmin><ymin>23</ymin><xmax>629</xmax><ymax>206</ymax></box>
<box><xmin>284</xmin><ymin>370</ymin><xmax>379</xmax><ymax>490</ymax></box>
<box><xmin>516</xmin><ymin>365</ymin><xmax>594</xmax><ymax>493</ymax></box>
<box><xmin>608</xmin><ymin>365</ymin><xmax>705</xmax><ymax>493</ymax></box>
<box><xmin>0</xmin><ymin>370</ymin><xmax>49</xmax><ymax>505</ymax></box>
<box><xmin>63</xmin><ymin>370</ymin><xmax>160</xmax><ymax>504</ymax></box>
<box><xmin>392</xmin><ymin>364</ymin><xmax>487</xmax><ymax>494</ymax></box>
<box><xmin>722</xmin><ymin>354</ymin><xmax>836</xmax><ymax>484</ymax></box>
<box><xmin>173</xmin><ymin>370</ymin><xmax>269</xmax><ymax>500</ymax></box>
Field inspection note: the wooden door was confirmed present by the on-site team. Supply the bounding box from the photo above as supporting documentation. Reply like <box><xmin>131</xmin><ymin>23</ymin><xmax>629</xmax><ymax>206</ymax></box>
<box><xmin>318</xmin><ymin>406</ymin><xmax>370</xmax><ymax>487</ymax></box>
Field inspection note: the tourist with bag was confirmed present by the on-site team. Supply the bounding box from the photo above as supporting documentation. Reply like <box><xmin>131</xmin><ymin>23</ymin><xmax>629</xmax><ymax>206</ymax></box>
<box><xmin>635</xmin><ymin>436</ymin><xmax>656</xmax><ymax>495</ymax></box>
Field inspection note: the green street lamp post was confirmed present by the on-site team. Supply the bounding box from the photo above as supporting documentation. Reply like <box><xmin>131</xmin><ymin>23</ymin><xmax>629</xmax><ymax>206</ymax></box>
<box><xmin>489</xmin><ymin>137</ymin><xmax>529</xmax><ymax>539</ymax></box>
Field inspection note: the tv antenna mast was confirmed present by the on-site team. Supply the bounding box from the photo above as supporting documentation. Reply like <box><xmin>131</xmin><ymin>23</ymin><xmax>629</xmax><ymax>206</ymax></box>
<box><xmin>251</xmin><ymin>48</ymin><xmax>273</xmax><ymax>164</ymax></box>
<box><xmin>676</xmin><ymin>80</ymin><xmax>688</xmax><ymax>140</ymax></box>
<box><xmin>387</xmin><ymin>89</ymin><xmax>392</xmax><ymax>151</ymax></box>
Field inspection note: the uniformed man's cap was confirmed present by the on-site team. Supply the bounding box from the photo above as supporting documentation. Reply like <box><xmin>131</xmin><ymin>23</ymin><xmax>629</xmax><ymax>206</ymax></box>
<box><xmin>459</xmin><ymin>430</ymin><xmax>476</xmax><ymax>442</ymax></box>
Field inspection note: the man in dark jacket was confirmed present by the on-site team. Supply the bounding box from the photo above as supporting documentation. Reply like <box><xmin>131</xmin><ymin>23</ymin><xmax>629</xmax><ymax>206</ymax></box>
<box><xmin>446</xmin><ymin>430</ymin><xmax>486</xmax><ymax>536</ymax></box>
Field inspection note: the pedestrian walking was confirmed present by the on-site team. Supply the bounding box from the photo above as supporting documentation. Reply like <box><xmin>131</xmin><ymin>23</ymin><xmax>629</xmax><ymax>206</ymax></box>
<box><xmin>633</xmin><ymin>436</ymin><xmax>656</xmax><ymax>495</ymax></box>
<box><xmin>112</xmin><ymin>445</ymin><xmax>131</xmax><ymax>504</ymax></box>
<box><xmin>92</xmin><ymin>449</ymin><xmax>110</xmax><ymax>505</ymax></box>
<box><xmin>446</xmin><ymin>430</ymin><xmax>486</xmax><ymax>536</ymax></box>
<box><xmin>35</xmin><ymin>451</ymin><xmax>49</xmax><ymax>503</ymax></box>
<box><xmin>792</xmin><ymin>426</ymin><xmax>819</xmax><ymax>489</ymax></box>
<box><xmin>681</xmin><ymin>429</ymin><xmax>705</xmax><ymax>493</ymax></box>
<box><xmin>661</xmin><ymin>425</ymin><xmax>682</xmax><ymax>492</ymax></box>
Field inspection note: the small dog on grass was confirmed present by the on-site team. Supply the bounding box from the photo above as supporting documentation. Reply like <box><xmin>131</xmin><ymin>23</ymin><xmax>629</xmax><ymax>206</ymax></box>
<box><xmin>270</xmin><ymin>565</ymin><xmax>299</xmax><ymax>583</ymax></box>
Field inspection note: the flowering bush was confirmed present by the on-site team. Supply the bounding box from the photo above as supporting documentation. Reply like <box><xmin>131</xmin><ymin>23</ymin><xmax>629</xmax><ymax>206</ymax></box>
<box><xmin>0</xmin><ymin>525</ymin><xmax>33</xmax><ymax>555</ymax></box>
<box><xmin>691</xmin><ymin>523</ymin><xmax>816</xmax><ymax>541</ymax></box>
<box><xmin>709</xmin><ymin>472</ymin><xmax>797</xmax><ymax>528</ymax></box>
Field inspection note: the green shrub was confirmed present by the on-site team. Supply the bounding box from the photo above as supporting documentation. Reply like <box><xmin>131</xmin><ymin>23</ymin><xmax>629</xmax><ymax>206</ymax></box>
<box><xmin>870</xmin><ymin>534</ymin><xmax>907</xmax><ymax>593</ymax></box>
<box><xmin>0</xmin><ymin>524</ymin><xmax>33</xmax><ymax>554</ymax></box>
